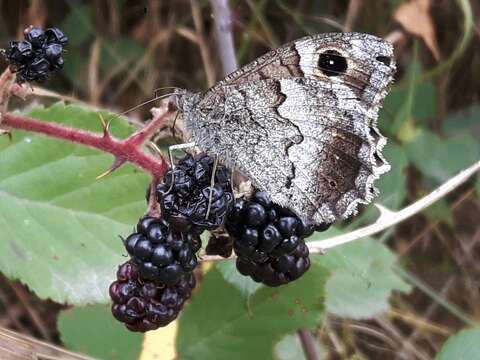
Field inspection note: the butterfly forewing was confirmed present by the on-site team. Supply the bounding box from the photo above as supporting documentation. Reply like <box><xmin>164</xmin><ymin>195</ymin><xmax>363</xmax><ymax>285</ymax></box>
<box><xmin>178</xmin><ymin>32</ymin><xmax>395</xmax><ymax>226</ymax></box>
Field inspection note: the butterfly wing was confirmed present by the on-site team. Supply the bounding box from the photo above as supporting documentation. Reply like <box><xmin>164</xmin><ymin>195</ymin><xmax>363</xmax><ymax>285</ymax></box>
<box><xmin>179</xmin><ymin>33</ymin><xmax>395</xmax><ymax>226</ymax></box>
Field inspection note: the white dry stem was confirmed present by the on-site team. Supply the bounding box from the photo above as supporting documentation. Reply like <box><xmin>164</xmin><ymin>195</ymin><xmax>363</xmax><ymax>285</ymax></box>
<box><xmin>201</xmin><ymin>159</ymin><xmax>480</xmax><ymax>262</ymax></box>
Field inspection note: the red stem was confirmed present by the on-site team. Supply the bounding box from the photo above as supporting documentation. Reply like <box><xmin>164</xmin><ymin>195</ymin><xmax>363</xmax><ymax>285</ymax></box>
<box><xmin>2</xmin><ymin>111</ymin><xmax>170</xmax><ymax>179</ymax></box>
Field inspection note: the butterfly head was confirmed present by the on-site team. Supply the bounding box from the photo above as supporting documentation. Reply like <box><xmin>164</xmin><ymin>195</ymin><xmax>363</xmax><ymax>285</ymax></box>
<box><xmin>169</xmin><ymin>88</ymin><xmax>201</xmax><ymax>114</ymax></box>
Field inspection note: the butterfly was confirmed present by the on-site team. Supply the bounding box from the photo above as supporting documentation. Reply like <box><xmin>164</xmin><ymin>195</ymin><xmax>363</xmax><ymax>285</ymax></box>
<box><xmin>172</xmin><ymin>32</ymin><xmax>396</xmax><ymax>228</ymax></box>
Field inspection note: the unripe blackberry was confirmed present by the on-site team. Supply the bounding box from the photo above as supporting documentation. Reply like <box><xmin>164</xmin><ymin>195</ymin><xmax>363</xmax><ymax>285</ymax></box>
<box><xmin>3</xmin><ymin>26</ymin><xmax>68</xmax><ymax>83</ymax></box>
<box><xmin>226</xmin><ymin>190</ymin><xmax>329</xmax><ymax>286</ymax></box>
<box><xmin>156</xmin><ymin>153</ymin><xmax>233</xmax><ymax>232</ymax></box>
<box><xmin>110</xmin><ymin>261</ymin><xmax>196</xmax><ymax>332</ymax></box>
<box><xmin>125</xmin><ymin>216</ymin><xmax>201</xmax><ymax>286</ymax></box>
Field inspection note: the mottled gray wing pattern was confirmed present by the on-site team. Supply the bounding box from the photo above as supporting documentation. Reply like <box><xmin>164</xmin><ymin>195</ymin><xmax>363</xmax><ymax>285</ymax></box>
<box><xmin>178</xmin><ymin>32</ymin><xmax>395</xmax><ymax>226</ymax></box>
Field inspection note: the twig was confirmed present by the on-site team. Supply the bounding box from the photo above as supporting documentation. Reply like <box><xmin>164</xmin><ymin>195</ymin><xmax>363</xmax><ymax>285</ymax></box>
<box><xmin>344</xmin><ymin>0</ymin><xmax>362</xmax><ymax>32</ymax></box>
<box><xmin>210</xmin><ymin>0</ymin><xmax>238</xmax><ymax>75</ymax></box>
<box><xmin>297</xmin><ymin>329</ymin><xmax>320</xmax><ymax>360</ymax></box>
<box><xmin>0</xmin><ymin>326</ymin><xmax>95</xmax><ymax>360</ymax></box>
<box><xmin>201</xmin><ymin>159</ymin><xmax>480</xmax><ymax>262</ymax></box>
<box><xmin>1</xmin><ymin>108</ymin><xmax>172</xmax><ymax>180</ymax></box>
<box><xmin>190</xmin><ymin>0</ymin><xmax>216</xmax><ymax>87</ymax></box>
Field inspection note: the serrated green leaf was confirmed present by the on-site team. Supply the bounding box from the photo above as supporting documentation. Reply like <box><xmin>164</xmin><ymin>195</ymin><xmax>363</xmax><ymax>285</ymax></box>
<box><xmin>177</xmin><ymin>263</ymin><xmax>328</xmax><ymax>360</ymax></box>
<box><xmin>0</xmin><ymin>103</ymin><xmax>149</xmax><ymax>304</ymax></box>
<box><xmin>405</xmin><ymin>129</ymin><xmax>480</xmax><ymax>184</ymax></box>
<box><xmin>435</xmin><ymin>327</ymin><xmax>480</xmax><ymax>360</ymax></box>
<box><xmin>309</xmin><ymin>229</ymin><xmax>410</xmax><ymax>319</ymax></box>
<box><xmin>58</xmin><ymin>304</ymin><xmax>143</xmax><ymax>360</ymax></box>
<box><xmin>274</xmin><ymin>333</ymin><xmax>325</xmax><ymax>360</ymax></box>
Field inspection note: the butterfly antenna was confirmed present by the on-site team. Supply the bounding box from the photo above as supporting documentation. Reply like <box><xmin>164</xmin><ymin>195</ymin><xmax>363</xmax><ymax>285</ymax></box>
<box><xmin>103</xmin><ymin>89</ymin><xmax>180</xmax><ymax>127</ymax></box>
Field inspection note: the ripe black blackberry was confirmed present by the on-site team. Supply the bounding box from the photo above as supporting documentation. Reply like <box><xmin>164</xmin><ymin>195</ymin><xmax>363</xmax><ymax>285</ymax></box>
<box><xmin>110</xmin><ymin>260</ymin><xmax>196</xmax><ymax>332</ymax></box>
<box><xmin>226</xmin><ymin>191</ymin><xmax>330</xmax><ymax>286</ymax></box>
<box><xmin>156</xmin><ymin>153</ymin><xmax>233</xmax><ymax>232</ymax></box>
<box><xmin>124</xmin><ymin>215</ymin><xmax>201</xmax><ymax>286</ymax></box>
<box><xmin>3</xmin><ymin>26</ymin><xmax>68</xmax><ymax>83</ymax></box>
<box><xmin>236</xmin><ymin>241</ymin><xmax>310</xmax><ymax>287</ymax></box>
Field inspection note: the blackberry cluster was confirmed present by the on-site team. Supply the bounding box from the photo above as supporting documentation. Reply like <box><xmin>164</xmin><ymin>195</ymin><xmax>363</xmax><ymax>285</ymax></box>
<box><xmin>156</xmin><ymin>153</ymin><xmax>233</xmax><ymax>232</ymax></box>
<box><xmin>110</xmin><ymin>260</ymin><xmax>196</xmax><ymax>332</ymax></box>
<box><xmin>4</xmin><ymin>26</ymin><xmax>68</xmax><ymax>83</ymax></box>
<box><xmin>227</xmin><ymin>191</ymin><xmax>327</xmax><ymax>286</ymax></box>
<box><xmin>124</xmin><ymin>215</ymin><xmax>200</xmax><ymax>286</ymax></box>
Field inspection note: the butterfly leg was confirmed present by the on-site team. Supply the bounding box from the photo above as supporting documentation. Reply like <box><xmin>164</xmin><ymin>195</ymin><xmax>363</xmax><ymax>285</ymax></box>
<box><xmin>205</xmin><ymin>155</ymin><xmax>219</xmax><ymax>220</ymax></box>
<box><xmin>164</xmin><ymin>142</ymin><xmax>197</xmax><ymax>195</ymax></box>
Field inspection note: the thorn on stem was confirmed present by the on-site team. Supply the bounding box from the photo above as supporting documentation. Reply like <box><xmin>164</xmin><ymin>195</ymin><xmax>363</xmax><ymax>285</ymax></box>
<box><xmin>98</xmin><ymin>113</ymin><xmax>112</xmax><ymax>138</ymax></box>
<box><xmin>96</xmin><ymin>157</ymin><xmax>126</xmax><ymax>180</ymax></box>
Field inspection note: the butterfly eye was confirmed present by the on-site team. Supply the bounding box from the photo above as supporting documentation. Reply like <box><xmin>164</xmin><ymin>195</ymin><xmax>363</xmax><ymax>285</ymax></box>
<box><xmin>376</xmin><ymin>56</ymin><xmax>391</xmax><ymax>66</ymax></box>
<box><xmin>318</xmin><ymin>50</ymin><xmax>348</xmax><ymax>77</ymax></box>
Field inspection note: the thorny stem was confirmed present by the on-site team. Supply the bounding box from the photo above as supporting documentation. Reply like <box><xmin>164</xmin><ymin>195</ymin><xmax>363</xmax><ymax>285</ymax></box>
<box><xmin>1</xmin><ymin>110</ymin><xmax>171</xmax><ymax>180</ymax></box>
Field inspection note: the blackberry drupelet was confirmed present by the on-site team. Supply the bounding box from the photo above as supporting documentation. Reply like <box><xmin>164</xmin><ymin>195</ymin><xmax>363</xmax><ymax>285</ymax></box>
<box><xmin>226</xmin><ymin>190</ymin><xmax>330</xmax><ymax>286</ymax></box>
<box><xmin>110</xmin><ymin>260</ymin><xmax>196</xmax><ymax>332</ymax></box>
<box><xmin>125</xmin><ymin>215</ymin><xmax>201</xmax><ymax>286</ymax></box>
<box><xmin>156</xmin><ymin>153</ymin><xmax>233</xmax><ymax>232</ymax></box>
<box><xmin>3</xmin><ymin>26</ymin><xmax>68</xmax><ymax>83</ymax></box>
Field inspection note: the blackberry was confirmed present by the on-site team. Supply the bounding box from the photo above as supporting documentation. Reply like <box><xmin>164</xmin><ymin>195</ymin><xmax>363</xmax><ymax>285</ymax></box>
<box><xmin>236</xmin><ymin>241</ymin><xmax>310</xmax><ymax>287</ymax></box>
<box><xmin>226</xmin><ymin>191</ymin><xmax>329</xmax><ymax>286</ymax></box>
<box><xmin>110</xmin><ymin>260</ymin><xmax>196</xmax><ymax>332</ymax></box>
<box><xmin>3</xmin><ymin>26</ymin><xmax>68</xmax><ymax>83</ymax></box>
<box><xmin>125</xmin><ymin>216</ymin><xmax>201</xmax><ymax>286</ymax></box>
<box><xmin>156</xmin><ymin>153</ymin><xmax>233</xmax><ymax>232</ymax></box>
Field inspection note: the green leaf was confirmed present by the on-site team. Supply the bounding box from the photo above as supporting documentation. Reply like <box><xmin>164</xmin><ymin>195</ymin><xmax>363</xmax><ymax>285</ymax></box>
<box><xmin>379</xmin><ymin>61</ymin><xmax>436</xmax><ymax>138</ymax></box>
<box><xmin>309</xmin><ymin>229</ymin><xmax>410</xmax><ymax>319</ymax></box>
<box><xmin>442</xmin><ymin>104</ymin><xmax>480</xmax><ymax>136</ymax></box>
<box><xmin>177</xmin><ymin>263</ymin><xmax>328</xmax><ymax>360</ymax></box>
<box><xmin>376</xmin><ymin>143</ymin><xmax>409</xmax><ymax>210</ymax></box>
<box><xmin>436</xmin><ymin>327</ymin><xmax>480</xmax><ymax>360</ymax></box>
<box><xmin>405</xmin><ymin>129</ymin><xmax>480</xmax><ymax>184</ymax></box>
<box><xmin>0</xmin><ymin>103</ymin><xmax>149</xmax><ymax>304</ymax></box>
<box><xmin>274</xmin><ymin>334</ymin><xmax>325</xmax><ymax>360</ymax></box>
<box><xmin>216</xmin><ymin>260</ymin><xmax>263</xmax><ymax>298</ymax></box>
<box><xmin>58</xmin><ymin>304</ymin><xmax>143</xmax><ymax>360</ymax></box>
<box><xmin>100</xmin><ymin>38</ymin><xmax>145</xmax><ymax>73</ymax></box>
<box><xmin>60</xmin><ymin>4</ymin><xmax>93</xmax><ymax>46</ymax></box>
<box><xmin>424</xmin><ymin>199</ymin><xmax>453</xmax><ymax>227</ymax></box>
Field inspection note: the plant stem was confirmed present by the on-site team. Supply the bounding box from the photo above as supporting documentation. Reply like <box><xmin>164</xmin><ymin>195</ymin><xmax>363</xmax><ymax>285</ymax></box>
<box><xmin>210</xmin><ymin>0</ymin><xmax>238</xmax><ymax>75</ymax></box>
<box><xmin>1</xmin><ymin>110</ymin><xmax>171</xmax><ymax>180</ymax></box>
<box><xmin>297</xmin><ymin>329</ymin><xmax>320</xmax><ymax>360</ymax></box>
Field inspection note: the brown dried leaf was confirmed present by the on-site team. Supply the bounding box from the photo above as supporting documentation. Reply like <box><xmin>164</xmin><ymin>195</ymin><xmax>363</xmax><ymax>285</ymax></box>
<box><xmin>394</xmin><ymin>0</ymin><xmax>441</xmax><ymax>60</ymax></box>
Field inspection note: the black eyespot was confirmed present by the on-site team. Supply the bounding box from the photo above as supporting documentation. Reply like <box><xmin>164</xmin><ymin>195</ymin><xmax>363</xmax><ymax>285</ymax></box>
<box><xmin>318</xmin><ymin>50</ymin><xmax>348</xmax><ymax>77</ymax></box>
<box><xmin>376</xmin><ymin>56</ymin><xmax>391</xmax><ymax>66</ymax></box>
